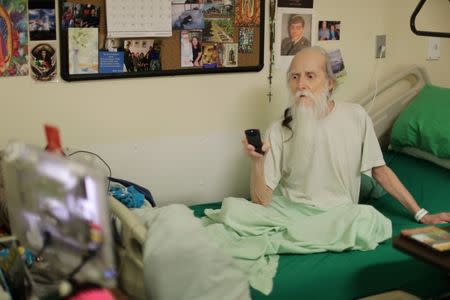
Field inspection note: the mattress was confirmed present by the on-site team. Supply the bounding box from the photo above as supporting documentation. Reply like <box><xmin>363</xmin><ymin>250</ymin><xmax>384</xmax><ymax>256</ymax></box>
<box><xmin>190</xmin><ymin>151</ymin><xmax>450</xmax><ymax>300</ymax></box>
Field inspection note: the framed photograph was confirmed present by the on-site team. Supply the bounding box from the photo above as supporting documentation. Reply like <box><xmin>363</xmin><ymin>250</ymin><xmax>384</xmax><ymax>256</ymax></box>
<box><xmin>275</xmin><ymin>7</ymin><xmax>315</xmax><ymax>69</ymax></box>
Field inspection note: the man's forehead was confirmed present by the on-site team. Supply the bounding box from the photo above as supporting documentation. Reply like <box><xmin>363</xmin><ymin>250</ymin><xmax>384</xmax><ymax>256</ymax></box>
<box><xmin>290</xmin><ymin>52</ymin><xmax>326</xmax><ymax>73</ymax></box>
<box><xmin>290</xmin><ymin>23</ymin><xmax>303</xmax><ymax>28</ymax></box>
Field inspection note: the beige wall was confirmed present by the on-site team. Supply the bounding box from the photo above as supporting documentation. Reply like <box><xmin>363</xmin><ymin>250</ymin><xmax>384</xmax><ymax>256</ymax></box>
<box><xmin>0</xmin><ymin>0</ymin><xmax>449</xmax><ymax>205</ymax></box>
<box><xmin>269</xmin><ymin>0</ymin><xmax>450</xmax><ymax>121</ymax></box>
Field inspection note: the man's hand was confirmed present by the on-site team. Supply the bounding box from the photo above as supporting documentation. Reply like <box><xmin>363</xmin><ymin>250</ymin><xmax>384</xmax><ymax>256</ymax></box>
<box><xmin>241</xmin><ymin>138</ymin><xmax>270</xmax><ymax>161</ymax></box>
<box><xmin>242</xmin><ymin>137</ymin><xmax>273</xmax><ymax>206</ymax></box>
<box><xmin>420</xmin><ymin>212</ymin><xmax>450</xmax><ymax>224</ymax></box>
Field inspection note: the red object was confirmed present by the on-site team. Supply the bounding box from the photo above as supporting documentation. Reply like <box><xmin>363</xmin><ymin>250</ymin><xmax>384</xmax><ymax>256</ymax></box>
<box><xmin>68</xmin><ymin>288</ymin><xmax>116</xmax><ymax>300</ymax></box>
<box><xmin>44</xmin><ymin>124</ymin><xmax>65</xmax><ymax>155</ymax></box>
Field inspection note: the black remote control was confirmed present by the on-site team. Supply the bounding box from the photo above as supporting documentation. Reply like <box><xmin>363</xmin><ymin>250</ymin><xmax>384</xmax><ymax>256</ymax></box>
<box><xmin>245</xmin><ymin>129</ymin><xmax>264</xmax><ymax>154</ymax></box>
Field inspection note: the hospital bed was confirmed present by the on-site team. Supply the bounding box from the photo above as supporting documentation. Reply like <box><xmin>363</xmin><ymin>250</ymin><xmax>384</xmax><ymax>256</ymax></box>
<box><xmin>110</xmin><ymin>66</ymin><xmax>450</xmax><ymax>299</ymax></box>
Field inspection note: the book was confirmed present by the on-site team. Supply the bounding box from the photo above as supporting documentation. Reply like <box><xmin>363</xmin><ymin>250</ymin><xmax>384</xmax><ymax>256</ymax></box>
<box><xmin>401</xmin><ymin>226</ymin><xmax>450</xmax><ymax>252</ymax></box>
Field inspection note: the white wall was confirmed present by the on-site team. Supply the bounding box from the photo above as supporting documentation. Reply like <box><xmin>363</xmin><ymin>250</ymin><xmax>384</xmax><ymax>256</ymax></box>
<box><xmin>1</xmin><ymin>0</ymin><xmax>449</xmax><ymax>206</ymax></box>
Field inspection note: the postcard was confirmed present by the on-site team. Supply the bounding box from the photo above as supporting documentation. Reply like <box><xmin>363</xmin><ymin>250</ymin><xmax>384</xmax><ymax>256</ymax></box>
<box><xmin>99</xmin><ymin>51</ymin><xmax>124</xmax><ymax>73</ymax></box>
<box><xmin>203</xmin><ymin>18</ymin><xmax>234</xmax><ymax>43</ymax></box>
<box><xmin>28</xmin><ymin>0</ymin><xmax>56</xmax><ymax>41</ymax></box>
<box><xmin>238</xmin><ymin>27</ymin><xmax>254</xmax><ymax>53</ymax></box>
<box><xmin>30</xmin><ymin>42</ymin><xmax>57</xmax><ymax>81</ymax></box>
<box><xmin>328</xmin><ymin>49</ymin><xmax>346</xmax><ymax>83</ymax></box>
<box><xmin>68</xmin><ymin>28</ymin><xmax>98</xmax><ymax>74</ymax></box>
<box><xmin>223</xmin><ymin>43</ymin><xmax>238</xmax><ymax>67</ymax></box>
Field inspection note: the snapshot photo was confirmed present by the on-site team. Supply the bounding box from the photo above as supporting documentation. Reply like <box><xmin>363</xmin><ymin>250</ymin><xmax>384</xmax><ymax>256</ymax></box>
<box><xmin>172</xmin><ymin>4</ymin><xmax>205</xmax><ymax>30</ymax></box>
<box><xmin>62</xmin><ymin>3</ymin><xmax>100</xmax><ymax>29</ymax></box>
<box><xmin>203</xmin><ymin>0</ymin><xmax>234</xmax><ymax>17</ymax></box>
<box><xmin>29</xmin><ymin>8</ymin><xmax>56</xmax><ymax>40</ymax></box>
<box><xmin>124</xmin><ymin>39</ymin><xmax>161</xmax><ymax>72</ymax></box>
<box><xmin>181</xmin><ymin>30</ymin><xmax>203</xmax><ymax>67</ymax></box>
<box><xmin>318</xmin><ymin>20</ymin><xmax>341</xmax><ymax>41</ymax></box>
<box><xmin>203</xmin><ymin>18</ymin><xmax>234</xmax><ymax>43</ymax></box>
<box><xmin>201</xmin><ymin>43</ymin><xmax>224</xmax><ymax>68</ymax></box>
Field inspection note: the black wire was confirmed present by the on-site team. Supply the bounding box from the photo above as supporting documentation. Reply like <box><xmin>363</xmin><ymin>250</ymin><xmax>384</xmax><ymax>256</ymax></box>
<box><xmin>66</xmin><ymin>250</ymin><xmax>97</xmax><ymax>281</ymax></box>
<box><xmin>35</xmin><ymin>231</ymin><xmax>51</xmax><ymax>258</ymax></box>
<box><xmin>68</xmin><ymin>150</ymin><xmax>112</xmax><ymax>178</ymax></box>
<box><xmin>68</xmin><ymin>150</ymin><xmax>112</xmax><ymax>191</ymax></box>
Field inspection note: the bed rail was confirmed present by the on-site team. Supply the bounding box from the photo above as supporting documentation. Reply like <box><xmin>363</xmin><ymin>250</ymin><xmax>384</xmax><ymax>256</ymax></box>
<box><xmin>357</xmin><ymin>66</ymin><xmax>429</xmax><ymax>141</ymax></box>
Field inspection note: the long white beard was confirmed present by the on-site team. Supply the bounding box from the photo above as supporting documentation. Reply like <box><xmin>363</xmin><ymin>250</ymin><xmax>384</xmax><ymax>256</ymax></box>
<box><xmin>288</xmin><ymin>88</ymin><xmax>330</xmax><ymax>175</ymax></box>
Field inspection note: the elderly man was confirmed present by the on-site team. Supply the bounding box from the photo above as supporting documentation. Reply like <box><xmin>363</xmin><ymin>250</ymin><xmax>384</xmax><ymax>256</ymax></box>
<box><xmin>243</xmin><ymin>46</ymin><xmax>450</xmax><ymax>225</ymax></box>
<box><xmin>280</xmin><ymin>15</ymin><xmax>310</xmax><ymax>56</ymax></box>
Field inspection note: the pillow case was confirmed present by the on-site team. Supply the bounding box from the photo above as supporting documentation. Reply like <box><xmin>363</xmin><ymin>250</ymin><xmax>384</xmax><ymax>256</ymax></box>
<box><xmin>390</xmin><ymin>84</ymin><xmax>450</xmax><ymax>159</ymax></box>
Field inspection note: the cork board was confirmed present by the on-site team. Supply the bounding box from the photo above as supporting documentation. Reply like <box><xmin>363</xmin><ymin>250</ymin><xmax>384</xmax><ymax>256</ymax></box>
<box><xmin>58</xmin><ymin>0</ymin><xmax>264</xmax><ymax>81</ymax></box>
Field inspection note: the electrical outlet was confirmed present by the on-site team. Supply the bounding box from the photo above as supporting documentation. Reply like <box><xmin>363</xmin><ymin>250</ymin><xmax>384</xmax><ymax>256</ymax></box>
<box><xmin>375</xmin><ymin>35</ymin><xmax>386</xmax><ymax>58</ymax></box>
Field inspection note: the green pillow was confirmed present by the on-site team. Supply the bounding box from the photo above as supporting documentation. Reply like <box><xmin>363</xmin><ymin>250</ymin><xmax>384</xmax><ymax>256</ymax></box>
<box><xmin>359</xmin><ymin>173</ymin><xmax>386</xmax><ymax>202</ymax></box>
<box><xmin>390</xmin><ymin>84</ymin><xmax>450</xmax><ymax>158</ymax></box>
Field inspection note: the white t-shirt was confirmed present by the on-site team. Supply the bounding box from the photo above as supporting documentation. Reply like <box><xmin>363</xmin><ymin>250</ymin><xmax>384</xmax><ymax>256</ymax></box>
<box><xmin>264</xmin><ymin>101</ymin><xmax>385</xmax><ymax>208</ymax></box>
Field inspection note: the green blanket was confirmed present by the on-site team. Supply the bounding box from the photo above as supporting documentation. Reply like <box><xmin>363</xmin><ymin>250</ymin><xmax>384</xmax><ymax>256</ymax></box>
<box><xmin>202</xmin><ymin>195</ymin><xmax>392</xmax><ymax>295</ymax></box>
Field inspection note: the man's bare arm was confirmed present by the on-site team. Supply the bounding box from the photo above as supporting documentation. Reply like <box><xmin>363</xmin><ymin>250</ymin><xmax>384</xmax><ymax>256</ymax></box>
<box><xmin>372</xmin><ymin>165</ymin><xmax>450</xmax><ymax>224</ymax></box>
<box><xmin>242</xmin><ymin>138</ymin><xmax>273</xmax><ymax>206</ymax></box>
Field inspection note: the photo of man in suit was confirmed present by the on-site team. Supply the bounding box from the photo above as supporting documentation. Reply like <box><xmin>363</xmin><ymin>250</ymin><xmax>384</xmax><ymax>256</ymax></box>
<box><xmin>280</xmin><ymin>14</ymin><xmax>311</xmax><ymax>56</ymax></box>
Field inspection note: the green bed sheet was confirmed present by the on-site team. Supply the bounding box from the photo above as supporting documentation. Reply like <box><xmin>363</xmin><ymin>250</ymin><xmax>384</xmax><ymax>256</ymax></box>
<box><xmin>190</xmin><ymin>151</ymin><xmax>450</xmax><ymax>300</ymax></box>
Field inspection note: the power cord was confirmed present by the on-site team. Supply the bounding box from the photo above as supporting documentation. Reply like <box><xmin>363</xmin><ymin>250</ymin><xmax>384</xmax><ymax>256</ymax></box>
<box><xmin>367</xmin><ymin>45</ymin><xmax>386</xmax><ymax>113</ymax></box>
<box><xmin>66</xmin><ymin>249</ymin><xmax>97</xmax><ymax>281</ymax></box>
<box><xmin>68</xmin><ymin>150</ymin><xmax>112</xmax><ymax>178</ymax></box>
<box><xmin>67</xmin><ymin>150</ymin><xmax>112</xmax><ymax>191</ymax></box>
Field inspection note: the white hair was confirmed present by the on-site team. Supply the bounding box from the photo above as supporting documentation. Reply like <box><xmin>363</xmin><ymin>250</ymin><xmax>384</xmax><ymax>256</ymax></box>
<box><xmin>282</xmin><ymin>46</ymin><xmax>336</xmax><ymax>135</ymax></box>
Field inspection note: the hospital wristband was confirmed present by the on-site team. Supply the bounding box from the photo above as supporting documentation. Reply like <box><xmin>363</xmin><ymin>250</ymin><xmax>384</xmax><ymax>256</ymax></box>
<box><xmin>414</xmin><ymin>208</ymin><xmax>429</xmax><ymax>222</ymax></box>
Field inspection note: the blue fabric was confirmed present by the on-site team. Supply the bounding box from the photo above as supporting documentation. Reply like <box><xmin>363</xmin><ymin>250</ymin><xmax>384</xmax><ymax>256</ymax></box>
<box><xmin>110</xmin><ymin>185</ymin><xmax>145</xmax><ymax>208</ymax></box>
<box><xmin>0</xmin><ymin>248</ymin><xmax>34</xmax><ymax>266</ymax></box>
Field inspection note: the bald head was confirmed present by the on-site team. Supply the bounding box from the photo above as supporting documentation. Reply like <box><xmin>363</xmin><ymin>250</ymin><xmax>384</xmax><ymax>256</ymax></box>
<box><xmin>288</xmin><ymin>46</ymin><xmax>336</xmax><ymax>91</ymax></box>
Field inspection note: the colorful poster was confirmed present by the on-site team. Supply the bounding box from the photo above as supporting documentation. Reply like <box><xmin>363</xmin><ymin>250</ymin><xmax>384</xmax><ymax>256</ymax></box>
<box><xmin>68</xmin><ymin>27</ymin><xmax>98</xmax><ymax>74</ymax></box>
<box><xmin>235</xmin><ymin>0</ymin><xmax>260</xmax><ymax>26</ymax></box>
<box><xmin>0</xmin><ymin>0</ymin><xmax>29</xmax><ymax>77</ymax></box>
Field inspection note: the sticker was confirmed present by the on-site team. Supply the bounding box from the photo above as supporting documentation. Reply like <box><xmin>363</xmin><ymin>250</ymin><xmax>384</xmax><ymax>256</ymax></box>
<box><xmin>30</xmin><ymin>42</ymin><xmax>57</xmax><ymax>81</ymax></box>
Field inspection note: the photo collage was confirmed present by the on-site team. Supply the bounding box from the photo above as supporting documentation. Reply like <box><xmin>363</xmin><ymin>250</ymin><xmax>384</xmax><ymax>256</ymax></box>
<box><xmin>173</xmin><ymin>0</ymin><xmax>260</xmax><ymax>69</ymax></box>
<box><xmin>62</xmin><ymin>1</ymin><xmax>162</xmax><ymax>75</ymax></box>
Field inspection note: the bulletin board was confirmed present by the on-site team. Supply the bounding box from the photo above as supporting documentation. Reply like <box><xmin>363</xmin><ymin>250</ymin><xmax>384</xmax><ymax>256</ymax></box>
<box><xmin>58</xmin><ymin>0</ymin><xmax>265</xmax><ymax>81</ymax></box>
